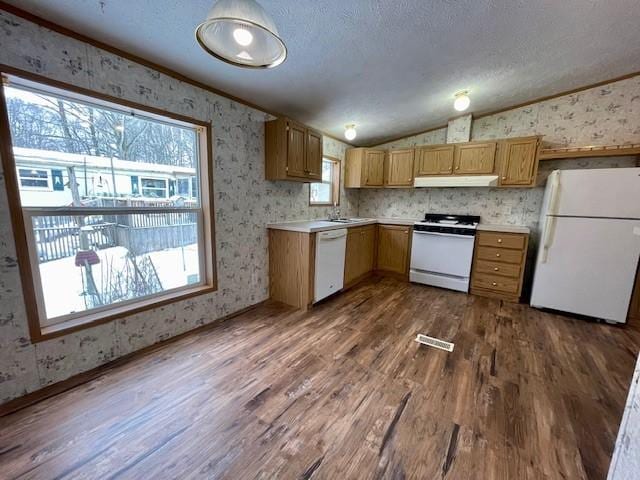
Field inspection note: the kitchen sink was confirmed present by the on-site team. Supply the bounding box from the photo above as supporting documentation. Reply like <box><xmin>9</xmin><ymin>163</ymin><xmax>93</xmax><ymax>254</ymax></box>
<box><xmin>327</xmin><ymin>218</ymin><xmax>367</xmax><ymax>223</ymax></box>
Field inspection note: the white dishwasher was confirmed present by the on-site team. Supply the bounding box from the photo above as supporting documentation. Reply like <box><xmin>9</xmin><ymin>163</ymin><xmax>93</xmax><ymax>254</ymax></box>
<box><xmin>314</xmin><ymin>228</ymin><xmax>347</xmax><ymax>302</ymax></box>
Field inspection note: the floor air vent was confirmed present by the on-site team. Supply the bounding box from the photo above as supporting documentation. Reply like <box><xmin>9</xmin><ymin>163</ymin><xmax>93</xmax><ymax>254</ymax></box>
<box><xmin>415</xmin><ymin>334</ymin><xmax>454</xmax><ymax>352</ymax></box>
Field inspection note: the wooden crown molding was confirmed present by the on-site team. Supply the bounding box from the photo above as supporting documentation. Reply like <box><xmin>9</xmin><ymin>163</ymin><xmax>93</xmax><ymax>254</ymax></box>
<box><xmin>0</xmin><ymin>1</ymin><xmax>353</xmax><ymax>147</ymax></box>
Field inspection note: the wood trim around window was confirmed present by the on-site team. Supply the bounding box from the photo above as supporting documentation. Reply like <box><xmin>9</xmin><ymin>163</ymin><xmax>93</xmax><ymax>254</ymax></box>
<box><xmin>0</xmin><ymin>67</ymin><xmax>217</xmax><ymax>342</ymax></box>
<box><xmin>309</xmin><ymin>155</ymin><xmax>341</xmax><ymax>207</ymax></box>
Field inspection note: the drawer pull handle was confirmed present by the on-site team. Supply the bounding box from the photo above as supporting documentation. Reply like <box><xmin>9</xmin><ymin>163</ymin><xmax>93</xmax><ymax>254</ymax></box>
<box><xmin>494</xmin><ymin>267</ymin><xmax>499</xmax><ymax>271</ymax></box>
<box><xmin>492</xmin><ymin>282</ymin><xmax>497</xmax><ymax>286</ymax></box>
<box><xmin>496</xmin><ymin>253</ymin><xmax>501</xmax><ymax>257</ymax></box>
<box><xmin>497</xmin><ymin>238</ymin><xmax>503</xmax><ymax>243</ymax></box>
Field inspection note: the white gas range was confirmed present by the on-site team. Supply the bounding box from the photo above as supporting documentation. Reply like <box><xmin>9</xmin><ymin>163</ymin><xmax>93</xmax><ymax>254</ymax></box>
<box><xmin>409</xmin><ymin>214</ymin><xmax>480</xmax><ymax>292</ymax></box>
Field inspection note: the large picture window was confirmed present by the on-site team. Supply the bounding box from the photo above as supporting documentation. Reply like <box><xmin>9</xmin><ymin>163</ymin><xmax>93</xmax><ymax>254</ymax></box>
<box><xmin>0</xmin><ymin>72</ymin><xmax>216</xmax><ymax>340</ymax></box>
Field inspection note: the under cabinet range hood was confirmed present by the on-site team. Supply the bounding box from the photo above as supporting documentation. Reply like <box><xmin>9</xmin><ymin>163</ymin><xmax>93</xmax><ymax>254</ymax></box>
<box><xmin>414</xmin><ymin>175</ymin><xmax>499</xmax><ymax>188</ymax></box>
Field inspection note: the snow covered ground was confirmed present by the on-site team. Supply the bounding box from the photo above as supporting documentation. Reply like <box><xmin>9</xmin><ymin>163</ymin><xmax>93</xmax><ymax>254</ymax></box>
<box><xmin>38</xmin><ymin>244</ymin><xmax>199</xmax><ymax>320</ymax></box>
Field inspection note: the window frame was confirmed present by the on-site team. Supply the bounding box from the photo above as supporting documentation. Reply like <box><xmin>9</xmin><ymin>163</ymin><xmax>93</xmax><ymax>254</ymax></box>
<box><xmin>140</xmin><ymin>177</ymin><xmax>168</xmax><ymax>199</ymax></box>
<box><xmin>309</xmin><ymin>156</ymin><xmax>341</xmax><ymax>206</ymax></box>
<box><xmin>0</xmin><ymin>68</ymin><xmax>217</xmax><ymax>342</ymax></box>
<box><xmin>18</xmin><ymin>168</ymin><xmax>51</xmax><ymax>191</ymax></box>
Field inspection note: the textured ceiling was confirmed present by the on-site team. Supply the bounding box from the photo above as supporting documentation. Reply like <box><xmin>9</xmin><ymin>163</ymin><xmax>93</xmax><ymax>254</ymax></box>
<box><xmin>6</xmin><ymin>0</ymin><xmax>640</xmax><ymax>145</ymax></box>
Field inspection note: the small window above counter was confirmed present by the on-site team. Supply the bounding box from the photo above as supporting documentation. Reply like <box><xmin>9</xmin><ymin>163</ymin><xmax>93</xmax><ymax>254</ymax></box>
<box><xmin>344</xmin><ymin>135</ymin><xmax>542</xmax><ymax>189</ymax></box>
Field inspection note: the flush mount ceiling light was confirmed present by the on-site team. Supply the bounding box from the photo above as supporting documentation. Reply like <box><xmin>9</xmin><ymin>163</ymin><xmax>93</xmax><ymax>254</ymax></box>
<box><xmin>196</xmin><ymin>0</ymin><xmax>287</xmax><ymax>69</ymax></box>
<box><xmin>453</xmin><ymin>91</ymin><xmax>471</xmax><ymax>111</ymax></box>
<box><xmin>344</xmin><ymin>124</ymin><xmax>357</xmax><ymax>141</ymax></box>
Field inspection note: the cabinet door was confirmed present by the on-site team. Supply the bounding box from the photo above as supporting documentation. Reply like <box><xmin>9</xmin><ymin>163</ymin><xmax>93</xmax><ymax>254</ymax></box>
<box><xmin>385</xmin><ymin>149</ymin><xmax>414</xmax><ymax>186</ymax></box>
<box><xmin>377</xmin><ymin>225</ymin><xmax>411</xmax><ymax>274</ymax></box>
<box><xmin>498</xmin><ymin>137</ymin><xmax>540</xmax><ymax>186</ymax></box>
<box><xmin>416</xmin><ymin>146</ymin><xmax>455</xmax><ymax>176</ymax></box>
<box><xmin>363</xmin><ymin>150</ymin><xmax>385</xmax><ymax>186</ymax></box>
<box><xmin>305</xmin><ymin>128</ymin><xmax>323</xmax><ymax>180</ymax></box>
<box><xmin>360</xmin><ymin>226</ymin><xmax>376</xmax><ymax>274</ymax></box>
<box><xmin>344</xmin><ymin>229</ymin><xmax>362</xmax><ymax>285</ymax></box>
<box><xmin>453</xmin><ymin>142</ymin><xmax>496</xmax><ymax>174</ymax></box>
<box><xmin>287</xmin><ymin>121</ymin><xmax>307</xmax><ymax>178</ymax></box>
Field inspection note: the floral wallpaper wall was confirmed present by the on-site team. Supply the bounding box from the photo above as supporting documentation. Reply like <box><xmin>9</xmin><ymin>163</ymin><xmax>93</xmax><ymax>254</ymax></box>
<box><xmin>0</xmin><ymin>10</ymin><xmax>357</xmax><ymax>404</ymax></box>
<box><xmin>362</xmin><ymin>75</ymin><xmax>640</xmax><ymax>230</ymax></box>
<box><xmin>446</xmin><ymin>114</ymin><xmax>472</xmax><ymax>143</ymax></box>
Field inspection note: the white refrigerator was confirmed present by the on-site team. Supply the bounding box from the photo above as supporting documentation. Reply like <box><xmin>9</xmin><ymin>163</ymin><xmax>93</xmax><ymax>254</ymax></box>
<box><xmin>530</xmin><ymin>167</ymin><xmax>640</xmax><ymax>323</ymax></box>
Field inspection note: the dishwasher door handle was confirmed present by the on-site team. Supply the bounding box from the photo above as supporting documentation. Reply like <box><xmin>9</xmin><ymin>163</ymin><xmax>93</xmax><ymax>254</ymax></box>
<box><xmin>413</xmin><ymin>231</ymin><xmax>475</xmax><ymax>239</ymax></box>
<box><xmin>318</xmin><ymin>229</ymin><xmax>348</xmax><ymax>240</ymax></box>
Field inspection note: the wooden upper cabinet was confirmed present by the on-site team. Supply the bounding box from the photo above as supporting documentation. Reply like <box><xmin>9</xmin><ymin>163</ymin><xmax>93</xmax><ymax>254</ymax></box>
<box><xmin>265</xmin><ymin>117</ymin><xmax>324</xmax><ymax>182</ymax></box>
<box><xmin>287</xmin><ymin>121</ymin><xmax>307</xmax><ymax>178</ymax></box>
<box><xmin>305</xmin><ymin>128</ymin><xmax>323</xmax><ymax>181</ymax></box>
<box><xmin>415</xmin><ymin>145</ymin><xmax>455</xmax><ymax>176</ymax></box>
<box><xmin>453</xmin><ymin>142</ymin><xmax>497</xmax><ymax>174</ymax></box>
<box><xmin>385</xmin><ymin>149</ymin><xmax>415</xmax><ymax>186</ymax></box>
<box><xmin>377</xmin><ymin>225</ymin><xmax>411</xmax><ymax>275</ymax></box>
<box><xmin>363</xmin><ymin>150</ymin><xmax>385</xmax><ymax>186</ymax></box>
<box><xmin>345</xmin><ymin>148</ymin><xmax>385</xmax><ymax>188</ymax></box>
<box><xmin>497</xmin><ymin>136</ymin><xmax>541</xmax><ymax>187</ymax></box>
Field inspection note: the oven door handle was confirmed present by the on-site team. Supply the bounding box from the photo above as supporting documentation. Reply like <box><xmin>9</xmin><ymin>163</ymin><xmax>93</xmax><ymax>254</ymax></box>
<box><xmin>412</xmin><ymin>231</ymin><xmax>475</xmax><ymax>239</ymax></box>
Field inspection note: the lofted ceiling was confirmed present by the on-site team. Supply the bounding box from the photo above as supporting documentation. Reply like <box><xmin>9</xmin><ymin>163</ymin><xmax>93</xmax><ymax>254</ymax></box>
<box><xmin>5</xmin><ymin>0</ymin><xmax>640</xmax><ymax>146</ymax></box>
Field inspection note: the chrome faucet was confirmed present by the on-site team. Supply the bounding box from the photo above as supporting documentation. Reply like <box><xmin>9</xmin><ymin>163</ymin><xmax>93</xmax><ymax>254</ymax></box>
<box><xmin>329</xmin><ymin>203</ymin><xmax>340</xmax><ymax>220</ymax></box>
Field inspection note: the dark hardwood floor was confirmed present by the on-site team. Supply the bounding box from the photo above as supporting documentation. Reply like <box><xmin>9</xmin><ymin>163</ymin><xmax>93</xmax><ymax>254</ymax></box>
<box><xmin>1</xmin><ymin>276</ymin><xmax>639</xmax><ymax>479</ymax></box>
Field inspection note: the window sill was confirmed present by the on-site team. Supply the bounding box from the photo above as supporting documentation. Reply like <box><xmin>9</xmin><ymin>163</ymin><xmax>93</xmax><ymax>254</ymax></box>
<box><xmin>33</xmin><ymin>284</ymin><xmax>217</xmax><ymax>343</ymax></box>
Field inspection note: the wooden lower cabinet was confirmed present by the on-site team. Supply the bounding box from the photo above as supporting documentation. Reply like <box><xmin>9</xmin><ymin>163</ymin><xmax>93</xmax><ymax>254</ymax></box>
<box><xmin>470</xmin><ymin>230</ymin><xmax>529</xmax><ymax>302</ymax></box>
<box><xmin>269</xmin><ymin>229</ymin><xmax>315</xmax><ymax>309</ymax></box>
<box><xmin>344</xmin><ymin>225</ymin><xmax>376</xmax><ymax>286</ymax></box>
<box><xmin>376</xmin><ymin>225</ymin><xmax>412</xmax><ymax>277</ymax></box>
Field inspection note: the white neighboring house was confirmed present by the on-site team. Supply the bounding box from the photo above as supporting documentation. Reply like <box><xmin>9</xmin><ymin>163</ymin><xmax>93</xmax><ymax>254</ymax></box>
<box><xmin>13</xmin><ymin>147</ymin><xmax>198</xmax><ymax>207</ymax></box>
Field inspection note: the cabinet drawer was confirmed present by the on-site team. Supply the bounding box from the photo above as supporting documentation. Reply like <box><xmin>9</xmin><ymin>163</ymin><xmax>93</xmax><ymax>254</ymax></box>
<box><xmin>472</xmin><ymin>273</ymin><xmax>520</xmax><ymax>294</ymax></box>
<box><xmin>477</xmin><ymin>232</ymin><xmax>526</xmax><ymax>250</ymax></box>
<box><xmin>349</xmin><ymin>225</ymin><xmax>375</xmax><ymax>235</ymax></box>
<box><xmin>473</xmin><ymin>260</ymin><xmax>521</xmax><ymax>278</ymax></box>
<box><xmin>476</xmin><ymin>246</ymin><xmax>523</xmax><ymax>264</ymax></box>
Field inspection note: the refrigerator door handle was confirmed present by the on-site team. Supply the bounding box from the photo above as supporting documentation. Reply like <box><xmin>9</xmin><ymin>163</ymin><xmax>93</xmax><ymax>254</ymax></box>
<box><xmin>547</xmin><ymin>171</ymin><xmax>561</xmax><ymax>215</ymax></box>
<box><xmin>540</xmin><ymin>216</ymin><xmax>557</xmax><ymax>263</ymax></box>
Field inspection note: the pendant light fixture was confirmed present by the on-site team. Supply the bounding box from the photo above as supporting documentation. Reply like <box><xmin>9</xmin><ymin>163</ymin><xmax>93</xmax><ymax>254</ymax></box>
<box><xmin>344</xmin><ymin>124</ymin><xmax>357</xmax><ymax>141</ymax></box>
<box><xmin>196</xmin><ymin>0</ymin><xmax>287</xmax><ymax>69</ymax></box>
<box><xmin>453</xmin><ymin>91</ymin><xmax>471</xmax><ymax>111</ymax></box>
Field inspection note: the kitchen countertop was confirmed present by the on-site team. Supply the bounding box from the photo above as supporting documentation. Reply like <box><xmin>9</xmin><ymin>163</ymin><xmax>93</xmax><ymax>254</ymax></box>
<box><xmin>267</xmin><ymin>218</ymin><xmax>530</xmax><ymax>234</ymax></box>
<box><xmin>266</xmin><ymin>218</ymin><xmax>416</xmax><ymax>233</ymax></box>
<box><xmin>477</xmin><ymin>224</ymin><xmax>531</xmax><ymax>234</ymax></box>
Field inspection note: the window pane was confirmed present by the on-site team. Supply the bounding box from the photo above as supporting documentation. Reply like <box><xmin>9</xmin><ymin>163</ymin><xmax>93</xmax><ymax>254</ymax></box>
<box><xmin>321</xmin><ymin>160</ymin><xmax>332</xmax><ymax>182</ymax></box>
<box><xmin>31</xmin><ymin>213</ymin><xmax>201</xmax><ymax>323</ymax></box>
<box><xmin>310</xmin><ymin>182</ymin><xmax>332</xmax><ymax>204</ymax></box>
<box><xmin>4</xmin><ymin>84</ymin><xmax>199</xmax><ymax>208</ymax></box>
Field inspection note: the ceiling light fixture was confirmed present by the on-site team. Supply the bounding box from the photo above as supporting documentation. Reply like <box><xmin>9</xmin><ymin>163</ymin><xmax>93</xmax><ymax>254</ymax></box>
<box><xmin>453</xmin><ymin>91</ymin><xmax>471</xmax><ymax>111</ymax></box>
<box><xmin>345</xmin><ymin>124</ymin><xmax>357</xmax><ymax>141</ymax></box>
<box><xmin>196</xmin><ymin>0</ymin><xmax>287</xmax><ymax>69</ymax></box>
